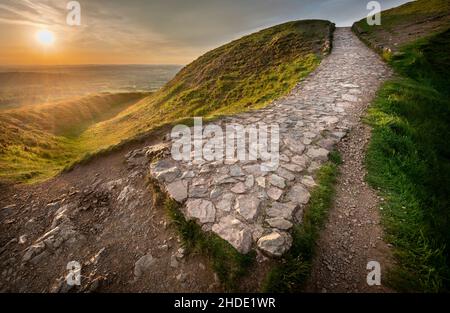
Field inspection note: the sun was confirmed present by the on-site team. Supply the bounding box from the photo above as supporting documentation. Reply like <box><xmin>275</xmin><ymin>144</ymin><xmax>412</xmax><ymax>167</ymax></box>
<box><xmin>36</xmin><ymin>29</ymin><xmax>55</xmax><ymax>46</ymax></box>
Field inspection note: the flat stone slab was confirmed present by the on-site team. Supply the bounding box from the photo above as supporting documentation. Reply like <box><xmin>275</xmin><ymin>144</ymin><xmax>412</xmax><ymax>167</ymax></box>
<box><xmin>212</xmin><ymin>216</ymin><xmax>253</xmax><ymax>254</ymax></box>
<box><xmin>286</xmin><ymin>184</ymin><xmax>311</xmax><ymax>205</ymax></box>
<box><xmin>266</xmin><ymin>217</ymin><xmax>293</xmax><ymax>230</ymax></box>
<box><xmin>185</xmin><ymin>199</ymin><xmax>216</xmax><ymax>224</ymax></box>
<box><xmin>235</xmin><ymin>195</ymin><xmax>260</xmax><ymax>221</ymax></box>
<box><xmin>148</xmin><ymin>28</ymin><xmax>390</xmax><ymax>256</ymax></box>
<box><xmin>166</xmin><ymin>180</ymin><xmax>188</xmax><ymax>202</ymax></box>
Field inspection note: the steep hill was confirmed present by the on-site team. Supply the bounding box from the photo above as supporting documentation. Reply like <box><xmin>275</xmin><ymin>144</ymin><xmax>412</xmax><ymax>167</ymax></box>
<box><xmin>0</xmin><ymin>20</ymin><xmax>333</xmax><ymax>184</ymax></box>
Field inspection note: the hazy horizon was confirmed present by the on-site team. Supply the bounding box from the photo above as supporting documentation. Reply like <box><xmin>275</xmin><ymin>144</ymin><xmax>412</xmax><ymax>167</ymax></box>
<box><xmin>0</xmin><ymin>64</ymin><xmax>181</xmax><ymax>110</ymax></box>
<box><xmin>0</xmin><ymin>63</ymin><xmax>184</xmax><ymax>67</ymax></box>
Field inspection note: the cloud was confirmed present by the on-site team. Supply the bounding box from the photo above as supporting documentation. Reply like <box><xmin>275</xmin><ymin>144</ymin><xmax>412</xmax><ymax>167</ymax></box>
<box><xmin>0</xmin><ymin>0</ymin><xmax>65</xmax><ymax>27</ymax></box>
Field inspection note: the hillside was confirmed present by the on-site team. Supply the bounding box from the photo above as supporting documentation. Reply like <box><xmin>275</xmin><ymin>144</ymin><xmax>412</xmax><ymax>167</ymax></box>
<box><xmin>0</xmin><ymin>20</ymin><xmax>333</xmax><ymax>184</ymax></box>
<box><xmin>0</xmin><ymin>92</ymin><xmax>149</xmax><ymax>183</ymax></box>
<box><xmin>353</xmin><ymin>0</ymin><xmax>450</xmax><ymax>292</ymax></box>
<box><xmin>0</xmin><ymin>92</ymin><xmax>150</xmax><ymax>137</ymax></box>
<box><xmin>353</xmin><ymin>0</ymin><xmax>450</xmax><ymax>54</ymax></box>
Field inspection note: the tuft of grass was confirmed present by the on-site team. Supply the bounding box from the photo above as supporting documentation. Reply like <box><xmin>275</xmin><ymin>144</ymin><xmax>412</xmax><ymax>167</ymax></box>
<box><xmin>148</xmin><ymin>178</ymin><xmax>255</xmax><ymax>291</ymax></box>
<box><xmin>361</xmin><ymin>26</ymin><xmax>450</xmax><ymax>292</ymax></box>
<box><xmin>262</xmin><ymin>154</ymin><xmax>341</xmax><ymax>292</ymax></box>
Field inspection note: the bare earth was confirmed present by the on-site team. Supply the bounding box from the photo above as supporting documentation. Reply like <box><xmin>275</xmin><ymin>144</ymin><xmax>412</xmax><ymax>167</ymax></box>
<box><xmin>0</xmin><ymin>28</ymin><xmax>393</xmax><ymax>293</ymax></box>
<box><xmin>306</xmin><ymin>119</ymin><xmax>395</xmax><ymax>293</ymax></box>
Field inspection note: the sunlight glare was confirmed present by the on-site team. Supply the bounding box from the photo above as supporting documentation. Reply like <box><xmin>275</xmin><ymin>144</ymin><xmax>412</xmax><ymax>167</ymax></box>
<box><xmin>36</xmin><ymin>29</ymin><xmax>55</xmax><ymax>46</ymax></box>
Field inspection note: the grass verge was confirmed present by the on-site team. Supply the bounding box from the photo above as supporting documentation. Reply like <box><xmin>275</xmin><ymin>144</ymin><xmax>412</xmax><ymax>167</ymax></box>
<box><xmin>363</xmin><ymin>28</ymin><xmax>450</xmax><ymax>292</ymax></box>
<box><xmin>148</xmin><ymin>176</ymin><xmax>255</xmax><ymax>291</ymax></box>
<box><xmin>262</xmin><ymin>151</ymin><xmax>341</xmax><ymax>292</ymax></box>
<box><xmin>352</xmin><ymin>0</ymin><xmax>450</xmax><ymax>56</ymax></box>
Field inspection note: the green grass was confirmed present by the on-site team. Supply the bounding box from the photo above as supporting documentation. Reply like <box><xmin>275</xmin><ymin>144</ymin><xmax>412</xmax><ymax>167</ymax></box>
<box><xmin>262</xmin><ymin>151</ymin><xmax>341</xmax><ymax>292</ymax></box>
<box><xmin>148</xmin><ymin>177</ymin><xmax>255</xmax><ymax>291</ymax></box>
<box><xmin>361</xmin><ymin>26</ymin><xmax>450</xmax><ymax>292</ymax></box>
<box><xmin>0</xmin><ymin>92</ymin><xmax>149</xmax><ymax>183</ymax></box>
<box><xmin>353</xmin><ymin>0</ymin><xmax>450</xmax><ymax>55</ymax></box>
<box><xmin>0</xmin><ymin>20</ymin><xmax>333</xmax><ymax>184</ymax></box>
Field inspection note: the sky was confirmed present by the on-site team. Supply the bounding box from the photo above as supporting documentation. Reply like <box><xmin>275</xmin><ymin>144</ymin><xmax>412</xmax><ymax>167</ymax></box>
<box><xmin>0</xmin><ymin>0</ymin><xmax>411</xmax><ymax>65</ymax></box>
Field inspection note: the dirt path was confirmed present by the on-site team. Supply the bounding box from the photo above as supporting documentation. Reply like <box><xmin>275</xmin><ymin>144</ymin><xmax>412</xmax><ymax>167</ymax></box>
<box><xmin>306</xmin><ymin>29</ymin><xmax>394</xmax><ymax>293</ymax></box>
<box><xmin>306</xmin><ymin>121</ymin><xmax>394</xmax><ymax>293</ymax></box>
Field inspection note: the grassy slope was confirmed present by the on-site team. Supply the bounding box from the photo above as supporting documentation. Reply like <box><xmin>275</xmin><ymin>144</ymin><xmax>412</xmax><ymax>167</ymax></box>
<box><xmin>1</xmin><ymin>92</ymin><xmax>150</xmax><ymax>137</ymax></box>
<box><xmin>0</xmin><ymin>20</ymin><xmax>333</xmax><ymax>184</ymax></box>
<box><xmin>354</xmin><ymin>0</ymin><xmax>450</xmax><ymax>292</ymax></box>
<box><xmin>0</xmin><ymin>92</ymin><xmax>149</xmax><ymax>183</ymax></box>
<box><xmin>353</xmin><ymin>0</ymin><xmax>450</xmax><ymax>55</ymax></box>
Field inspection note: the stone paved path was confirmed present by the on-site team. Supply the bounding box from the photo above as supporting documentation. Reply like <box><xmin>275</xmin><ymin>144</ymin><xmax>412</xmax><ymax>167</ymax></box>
<box><xmin>149</xmin><ymin>28</ymin><xmax>391</xmax><ymax>258</ymax></box>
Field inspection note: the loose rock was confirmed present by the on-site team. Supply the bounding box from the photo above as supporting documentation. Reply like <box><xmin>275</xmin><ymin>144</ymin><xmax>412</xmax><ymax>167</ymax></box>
<box><xmin>257</xmin><ymin>232</ymin><xmax>293</xmax><ymax>257</ymax></box>
<box><xmin>134</xmin><ymin>253</ymin><xmax>156</xmax><ymax>278</ymax></box>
